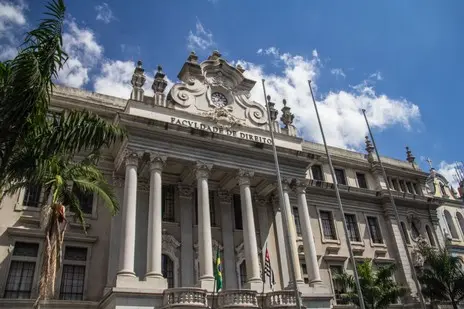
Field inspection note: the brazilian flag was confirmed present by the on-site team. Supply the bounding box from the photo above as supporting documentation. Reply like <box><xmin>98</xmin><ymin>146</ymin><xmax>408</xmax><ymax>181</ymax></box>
<box><xmin>214</xmin><ymin>248</ymin><xmax>223</xmax><ymax>292</ymax></box>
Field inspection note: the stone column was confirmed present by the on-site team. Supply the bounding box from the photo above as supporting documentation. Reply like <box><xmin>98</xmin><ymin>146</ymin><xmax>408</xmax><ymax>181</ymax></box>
<box><xmin>196</xmin><ymin>162</ymin><xmax>214</xmax><ymax>291</ymax></box>
<box><xmin>272</xmin><ymin>195</ymin><xmax>290</xmax><ymax>288</ymax></box>
<box><xmin>179</xmin><ymin>184</ymin><xmax>195</xmax><ymax>287</ymax></box>
<box><xmin>282</xmin><ymin>180</ymin><xmax>303</xmax><ymax>284</ymax></box>
<box><xmin>219</xmin><ymin>190</ymin><xmax>237</xmax><ymax>289</ymax></box>
<box><xmin>117</xmin><ymin>152</ymin><xmax>139</xmax><ymax>278</ymax></box>
<box><xmin>145</xmin><ymin>154</ymin><xmax>167</xmax><ymax>287</ymax></box>
<box><xmin>295</xmin><ymin>180</ymin><xmax>321</xmax><ymax>284</ymax></box>
<box><xmin>238</xmin><ymin>169</ymin><xmax>262</xmax><ymax>290</ymax></box>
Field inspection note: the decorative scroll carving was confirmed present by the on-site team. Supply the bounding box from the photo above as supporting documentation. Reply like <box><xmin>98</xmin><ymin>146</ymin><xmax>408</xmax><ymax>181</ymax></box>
<box><xmin>235</xmin><ymin>95</ymin><xmax>267</xmax><ymax>126</ymax></box>
<box><xmin>162</xmin><ymin>233</ymin><xmax>181</xmax><ymax>288</ymax></box>
<box><xmin>237</xmin><ymin>169</ymin><xmax>254</xmax><ymax>187</ymax></box>
<box><xmin>178</xmin><ymin>184</ymin><xmax>194</xmax><ymax>198</ymax></box>
<box><xmin>218</xmin><ymin>190</ymin><xmax>232</xmax><ymax>203</ymax></box>
<box><xmin>195</xmin><ymin>161</ymin><xmax>213</xmax><ymax>179</ymax></box>
<box><xmin>201</xmin><ymin>106</ymin><xmax>245</xmax><ymax>128</ymax></box>
<box><xmin>169</xmin><ymin>79</ymin><xmax>207</xmax><ymax>108</ymax></box>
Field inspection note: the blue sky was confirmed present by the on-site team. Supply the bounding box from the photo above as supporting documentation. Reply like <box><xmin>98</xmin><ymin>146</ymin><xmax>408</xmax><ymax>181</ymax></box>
<box><xmin>1</xmin><ymin>0</ymin><xmax>463</xmax><ymax>186</ymax></box>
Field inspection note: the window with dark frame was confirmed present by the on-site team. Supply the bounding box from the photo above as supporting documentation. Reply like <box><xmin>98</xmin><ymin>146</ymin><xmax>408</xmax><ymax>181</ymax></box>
<box><xmin>399</xmin><ymin>180</ymin><xmax>407</xmax><ymax>192</ymax></box>
<box><xmin>72</xmin><ymin>185</ymin><xmax>93</xmax><ymax>215</ymax></box>
<box><xmin>392</xmin><ymin>179</ymin><xmax>399</xmax><ymax>191</ymax></box>
<box><xmin>162</xmin><ymin>185</ymin><xmax>175</xmax><ymax>222</ymax></box>
<box><xmin>4</xmin><ymin>242</ymin><xmax>39</xmax><ymax>299</ymax></box>
<box><xmin>293</xmin><ymin>207</ymin><xmax>302</xmax><ymax>235</ymax></box>
<box><xmin>162</xmin><ymin>254</ymin><xmax>174</xmax><ymax>288</ymax></box>
<box><xmin>356</xmin><ymin>173</ymin><xmax>368</xmax><ymax>189</ymax></box>
<box><xmin>320</xmin><ymin>210</ymin><xmax>337</xmax><ymax>240</ymax></box>
<box><xmin>334</xmin><ymin>168</ymin><xmax>346</xmax><ymax>185</ymax></box>
<box><xmin>239</xmin><ymin>260</ymin><xmax>247</xmax><ymax>288</ymax></box>
<box><xmin>209</xmin><ymin>190</ymin><xmax>216</xmax><ymax>226</ymax></box>
<box><xmin>367</xmin><ymin>216</ymin><xmax>383</xmax><ymax>244</ymax></box>
<box><xmin>311</xmin><ymin>165</ymin><xmax>324</xmax><ymax>181</ymax></box>
<box><xmin>23</xmin><ymin>185</ymin><xmax>41</xmax><ymax>207</ymax></box>
<box><xmin>329</xmin><ymin>265</ymin><xmax>347</xmax><ymax>304</ymax></box>
<box><xmin>406</xmin><ymin>182</ymin><xmax>414</xmax><ymax>194</ymax></box>
<box><xmin>59</xmin><ymin>247</ymin><xmax>87</xmax><ymax>301</ymax></box>
<box><xmin>345</xmin><ymin>214</ymin><xmax>360</xmax><ymax>242</ymax></box>
<box><xmin>233</xmin><ymin>194</ymin><xmax>243</xmax><ymax>230</ymax></box>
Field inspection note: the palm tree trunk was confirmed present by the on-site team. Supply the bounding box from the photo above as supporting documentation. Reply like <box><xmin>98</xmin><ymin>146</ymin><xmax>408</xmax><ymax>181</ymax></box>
<box><xmin>452</xmin><ymin>300</ymin><xmax>459</xmax><ymax>309</ymax></box>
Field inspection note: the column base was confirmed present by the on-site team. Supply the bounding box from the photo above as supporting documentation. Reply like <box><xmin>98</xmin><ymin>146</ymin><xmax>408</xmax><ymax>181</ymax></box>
<box><xmin>116</xmin><ymin>273</ymin><xmax>139</xmax><ymax>288</ymax></box>
<box><xmin>198</xmin><ymin>276</ymin><xmax>215</xmax><ymax>292</ymax></box>
<box><xmin>245</xmin><ymin>278</ymin><xmax>263</xmax><ymax>291</ymax></box>
<box><xmin>116</xmin><ymin>270</ymin><xmax>136</xmax><ymax>277</ymax></box>
<box><xmin>145</xmin><ymin>275</ymin><xmax>167</xmax><ymax>289</ymax></box>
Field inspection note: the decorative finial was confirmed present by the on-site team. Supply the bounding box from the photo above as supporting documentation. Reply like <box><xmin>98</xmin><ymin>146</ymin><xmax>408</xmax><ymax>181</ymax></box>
<box><xmin>406</xmin><ymin>146</ymin><xmax>415</xmax><ymax>164</ymax></box>
<box><xmin>426</xmin><ymin>158</ymin><xmax>433</xmax><ymax>170</ymax></box>
<box><xmin>266</xmin><ymin>95</ymin><xmax>278</xmax><ymax>121</ymax></box>
<box><xmin>236</xmin><ymin>64</ymin><xmax>245</xmax><ymax>73</ymax></box>
<box><xmin>152</xmin><ymin>64</ymin><xmax>168</xmax><ymax>94</ymax></box>
<box><xmin>208</xmin><ymin>50</ymin><xmax>222</xmax><ymax>61</ymax></box>
<box><xmin>130</xmin><ymin>60</ymin><xmax>146</xmax><ymax>101</ymax></box>
<box><xmin>280</xmin><ymin>99</ymin><xmax>294</xmax><ymax>128</ymax></box>
<box><xmin>187</xmin><ymin>51</ymin><xmax>198</xmax><ymax>64</ymax></box>
<box><xmin>365</xmin><ymin>136</ymin><xmax>374</xmax><ymax>154</ymax></box>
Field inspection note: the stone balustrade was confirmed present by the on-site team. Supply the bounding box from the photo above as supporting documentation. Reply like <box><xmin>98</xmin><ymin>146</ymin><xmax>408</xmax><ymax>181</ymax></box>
<box><xmin>217</xmin><ymin>290</ymin><xmax>259</xmax><ymax>309</ymax></box>
<box><xmin>162</xmin><ymin>288</ymin><xmax>208</xmax><ymax>309</ymax></box>
<box><xmin>265</xmin><ymin>291</ymin><xmax>300</xmax><ymax>309</ymax></box>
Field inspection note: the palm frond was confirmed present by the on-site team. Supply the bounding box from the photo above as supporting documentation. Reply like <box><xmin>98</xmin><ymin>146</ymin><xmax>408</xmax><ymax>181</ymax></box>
<box><xmin>72</xmin><ymin>177</ymin><xmax>118</xmax><ymax>215</ymax></box>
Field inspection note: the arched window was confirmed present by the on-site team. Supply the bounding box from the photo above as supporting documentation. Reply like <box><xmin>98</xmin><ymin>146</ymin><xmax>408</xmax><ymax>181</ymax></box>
<box><xmin>239</xmin><ymin>261</ymin><xmax>247</xmax><ymax>289</ymax></box>
<box><xmin>425</xmin><ymin>225</ymin><xmax>436</xmax><ymax>247</ymax></box>
<box><xmin>401</xmin><ymin>222</ymin><xmax>410</xmax><ymax>244</ymax></box>
<box><xmin>456</xmin><ymin>213</ymin><xmax>464</xmax><ymax>239</ymax></box>
<box><xmin>162</xmin><ymin>254</ymin><xmax>174</xmax><ymax>288</ymax></box>
<box><xmin>444</xmin><ymin>210</ymin><xmax>459</xmax><ymax>239</ymax></box>
<box><xmin>411</xmin><ymin>222</ymin><xmax>420</xmax><ymax>240</ymax></box>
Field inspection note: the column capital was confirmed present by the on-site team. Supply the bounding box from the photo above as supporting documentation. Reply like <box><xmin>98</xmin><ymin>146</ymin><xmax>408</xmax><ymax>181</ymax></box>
<box><xmin>178</xmin><ymin>184</ymin><xmax>194</xmax><ymax>199</ymax></box>
<box><xmin>281</xmin><ymin>178</ymin><xmax>292</xmax><ymax>192</ymax></box>
<box><xmin>149</xmin><ymin>154</ymin><xmax>167</xmax><ymax>172</ymax></box>
<box><xmin>237</xmin><ymin>169</ymin><xmax>254</xmax><ymax>186</ymax></box>
<box><xmin>195</xmin><ymin>161</ymin><xmax>213</xmax><ymax>179</ymax></box>
<box><xmin>125</xmin><ymin>151</ymin><xmax>141</xmax><ymax>167</ymax></box>
<box><xmin>294</xmin><ymin>179</ymin><xmax>309</xmax><ymax>194</ymax></box>
<box><xmin>218</xmin><ymin>190</ymin><xmax>232</xmax><ymax>203</ymax></box>
<box><xmin>254</xmin><ymin>196</ymin><xmax>268</xmax><ymax>208</ymax></box>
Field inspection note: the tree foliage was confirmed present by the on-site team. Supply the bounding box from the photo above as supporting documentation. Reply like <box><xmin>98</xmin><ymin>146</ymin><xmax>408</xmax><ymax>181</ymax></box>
<box><xmin>334</xmin><ymin>260</ymin><xmax>408</xmax><ymax>309</ymax></box>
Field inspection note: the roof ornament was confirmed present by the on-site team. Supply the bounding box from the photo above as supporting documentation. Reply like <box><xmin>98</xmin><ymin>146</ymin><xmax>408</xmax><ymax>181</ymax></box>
<box><xmin>365</xmin><ymin>135</ymin><xmax>375</xmax><ymax>163</ymax></box>
<box><xmin>187</xmin><ymin>51</ymin><xmax>198</xmax><ymax>64</ymax></box>
<box><xmin>152</xmin><ymin>65</ymin><xmax>168</xmax><ymax>94</ymax></box>
<box><xmin>406</xmin><ymin>146</ymin><xmax>416</xmax><ymax>164</ymax></box>
<box><xmin>236</xmin><ymin>64</ymin><xmax>245</xmax><ymax>73</ymax></box>
<box><xmin>130</xmin><ymin>60</ymin><xmax>146</xmax><ymax>101</ymax></box>
<box><xmin>208</xmin><ymin>50</ymin><xmax>222</xmax><ymax>61</ymax></box>
<box><xmin>267</xmin><ymin>95</ymin><xmax>278</xmax><ymax>121</ymax></box>
<box><xmin>280</xmin><ymin>99</ymin><xmax>294</xmax><ymax>128</ymax></box>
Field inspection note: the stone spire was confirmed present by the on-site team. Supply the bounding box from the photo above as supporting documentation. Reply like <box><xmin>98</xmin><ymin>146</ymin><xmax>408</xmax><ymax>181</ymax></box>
<box><xmin>280</xmin><ymin>99</ymin><xmax>294</xmax><ymax>128</ymax></box>
<box><xmin>187</xmin><ymin>51</ymin><xmax>198</xmax><ymax>64</ymax></box>
<box><xmin>236</xmin><ymin>64</ymin><xmax>245</xmax><ymax>73</ymax></box>
<box><xmin>152</xmin><ymin>65</ymin><xmax>168</xmax><ymax>94</ymax></box>
<box><xmin>406</xmin><ymin>146</ymin><xmax>415</xmax><ymax>164</ymax></box>
<box><xmin>130</xmin><ymin>60</ymin><xmax>146</xmax><ymax>101</ymax></box>
<box><xmin>208</xmin><ymin>50</ymin><xmax>222</xmax><ymax>61</ymax></box>
<box><xmin>266</xmin><ymin>95</ymin><xmax>278</xmax><ymax>121</ymax></box>
<box><xmin>365</xmin><ymin>135</ymin><xmax>375</xmax><ymax>163</ymax></box>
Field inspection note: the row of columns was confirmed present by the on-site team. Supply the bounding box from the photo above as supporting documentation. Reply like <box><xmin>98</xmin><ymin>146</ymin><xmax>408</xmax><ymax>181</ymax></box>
<box><xmin>116</xmin><ymin>151</ymin><xmax>321</xmax><ymax>290</ymax></box>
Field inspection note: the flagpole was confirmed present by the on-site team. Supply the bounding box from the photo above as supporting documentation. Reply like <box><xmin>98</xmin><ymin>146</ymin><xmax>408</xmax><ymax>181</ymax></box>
<box><xmin>361</xmin><ymin>109</ymin><xmax>426</xmax><ymax>309</ymax></box>
<box><xmin>307</xmin><ymin>80</ymin><xmax>366</xmax><ymax>309</ymax></box>
<box><xmin>261</xmin><ymin>79</ymin><xmax>302</xmax><ymax>309</ymax></box>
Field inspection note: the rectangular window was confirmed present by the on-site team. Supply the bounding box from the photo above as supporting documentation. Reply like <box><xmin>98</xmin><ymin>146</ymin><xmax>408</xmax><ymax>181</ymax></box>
<box><xmin>367</xmin><ymin>216</ymin><xmax>383</xmax><ymax>244</ymax></box>
<box><xmin>72</xmin><ymin>185</ymin><xmax>93</xmax><ymax>215</ymax></box>
<box><xmin>23</xmin><ymin>185</ymin><xmax>41</xmax><ymax>207</ymax></box>
<box><xmin>320</xmin><ymin>210</ymin><xmax>337</xmax><ymax>240</ymax></box>
<box><xmin>345</xmin><ymin>214</ymin><xmax>360</xmax><ymax>242</ymax></box>
<box><xmin>293</xmin><ymin>207</ymin><xmax>301</xmax><ymax>235</ymax></box>
<box><xmin>356</xmin><ymin>173</ymin><xmax>367</xmax><ymax>189</ymax></box>
<box><xmin>334</xmin><ymin>168</ymin><xmax>346</xmax><ymax>185</ymax></box>
<box><xmin>300</xmin><ymin>262</ymin><xmax>309</xmax><ymax>284</ymax></box>
<box><xmin>406</xmin><ymin>182</ymin><xmax>414</xmax><ymax>194</ymax></box>
<box><xmin>330</xmin><ymin>265</ymin><xmax>346</xmax><ymax>304</ymax></box>
<box><xmin>209</xmin><ymin>190</ymin><xmax>216</xmax><ymax>227</ymax></box>
<box><xmin>59</xmin><ymin>247</ymin><xmax>87</xmax><ymax>300</ymax></box>
<box><xmin>162</xmin><ymin>185</ymin><xmax>175</xmax><ymax>222</ymax></box>
<box><xmin>233</xmin><ymin>194</ymin><xmax>242</xmax><ymax>230</ymax></box>
<box><xmin>399</xmin><ymin>180</ymin><xmax>407</xmax><ymax>192</ymax></box>
<box><xmin>391</xmin><ymin>178</ymin><xmax>399</xmax><ymax>191</ymax></box>
<box><xmin>4</xmin><ymin>242</ymin><xmax>39</xmax><ymax>299</ymax></box>
<box><xmin>311</xmin><ymin>165</ymin><xmax>324</xmax><ymax>181</ymax></box>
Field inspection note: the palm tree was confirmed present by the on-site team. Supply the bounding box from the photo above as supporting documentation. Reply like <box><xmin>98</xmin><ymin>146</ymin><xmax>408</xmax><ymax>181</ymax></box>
<box><xmin>0</xmin><ymin>0</ymin><xmax>125</xmax><ymax>306</ymax></box>
<box><xmin>333</xmin><ymin>260</ymin><xmax>408</xmax><ymax>309</ymax></box>
<box><xmin>416</xmin><ymin>243</ymin><xmax>464</xmax><ymax>309</ymax></box>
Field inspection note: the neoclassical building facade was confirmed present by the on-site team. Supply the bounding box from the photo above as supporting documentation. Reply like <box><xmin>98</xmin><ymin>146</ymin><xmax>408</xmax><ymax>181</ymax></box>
<box><xmin>0</xmin><ymin>51</ymin><xmax>457</xmax><ymax>309</ymax></box>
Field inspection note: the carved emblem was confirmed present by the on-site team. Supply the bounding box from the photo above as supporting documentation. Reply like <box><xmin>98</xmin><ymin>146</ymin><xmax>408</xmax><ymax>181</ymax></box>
<box><xmin>201</xmin><ymin>106</ymin><xmax>244</xmax><ymax>128</ymax></box>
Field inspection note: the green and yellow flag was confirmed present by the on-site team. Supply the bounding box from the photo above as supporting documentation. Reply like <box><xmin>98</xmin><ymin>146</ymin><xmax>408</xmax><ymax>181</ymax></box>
<box><xmin>214</xmin><ymin>248</ymin><xmax>223</xmax><ymax>292</ymax></box>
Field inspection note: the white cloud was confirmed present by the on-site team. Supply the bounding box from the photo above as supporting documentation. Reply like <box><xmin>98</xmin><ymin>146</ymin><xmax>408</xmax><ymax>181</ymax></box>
<box><xmin>237</xmin><ymin>48</ymin><xmax>420</xmax><ymax>149</ymax></box>
<box><xmin>93</xmin><ymin>60</ymin><xmax>173</xmax><ymax>98</ymax></box>
<box><xmin>437</xmin><ymin>161</ymin><xmax>462</xmax><ymax>191</ymax></box>
<box><xmin>95</xmin><ymin>3</ymin><xmax>115</xmax><ymax>24</ymax></box>
<box><xmin>330</xmin><ymin>68</ymin><xmax>346</xmax><ymax>79</ymax></box>
<box><xmin>57</xmin><ymin>20</ymin><xmax>103</xmax><ymax>88</ymax></box>
<box><xmin>187</xmin><ymin>20</ymin><xmax>214</xmax><ymax>51</ymax></box>
<box><xmin>0</xmin><ymin>0</ymin><xmax>27</xmax><ymax>60</ymax></box>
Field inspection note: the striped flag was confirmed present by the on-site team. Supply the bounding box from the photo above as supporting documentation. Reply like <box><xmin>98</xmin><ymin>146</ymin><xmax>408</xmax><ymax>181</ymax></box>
<box><xmin>214</xmin><ymin>248</ymin><xmax>223</xmax><ymax>292</ymax></box>
<box><xmin>263</xmin><ymin>245</ymin><xmax>275</xmax><ymax>289</ymax></box>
